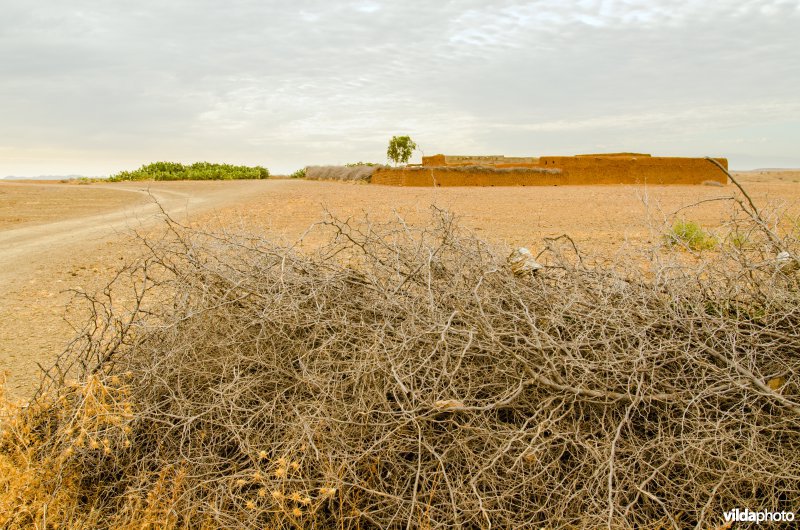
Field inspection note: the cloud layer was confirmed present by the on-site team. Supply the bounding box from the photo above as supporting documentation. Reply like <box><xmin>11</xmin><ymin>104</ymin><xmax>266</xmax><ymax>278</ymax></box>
<box><xmin>1</xmin><ymin>0</ymin><xmax>799</xmax><ymax>175</ymax></box>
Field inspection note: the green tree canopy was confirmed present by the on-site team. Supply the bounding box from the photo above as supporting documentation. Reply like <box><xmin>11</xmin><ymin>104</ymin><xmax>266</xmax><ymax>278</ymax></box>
<box><xmin>386</xmin><ymin>135</ymin><xmax>417</xmax><ymax>166</ymax></box>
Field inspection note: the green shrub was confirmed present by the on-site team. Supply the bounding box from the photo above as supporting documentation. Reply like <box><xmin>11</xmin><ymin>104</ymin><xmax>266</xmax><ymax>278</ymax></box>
<box><xmin>727</xmin><ymin>231</ymin><xmax>752</xmax><ymax>249</ymax></box>
<box><xmin>665</xmin><ymin>220</ymin><xmax>717</xmax><ymax>251</ymax></box>
<box><xmin>109</xmin><ymin>162</ymin><xmax>269</xmax><ymax>181</ymax></box>
<box><xmin>289</xmin><ymin>168</ymin><xmax>306</xmax><ymax>179</ymax></box>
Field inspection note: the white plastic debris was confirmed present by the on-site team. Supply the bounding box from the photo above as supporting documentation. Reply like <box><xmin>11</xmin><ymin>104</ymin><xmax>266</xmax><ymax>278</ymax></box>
<box><xmin>776</xmin><ymin>251</ymin><xmax>799</xmax><ymax>274</ymax></box>
<box><xmin>508</xmin><ymin>247</ymin><xmax>543</xmax><ymax>277</ymax></box>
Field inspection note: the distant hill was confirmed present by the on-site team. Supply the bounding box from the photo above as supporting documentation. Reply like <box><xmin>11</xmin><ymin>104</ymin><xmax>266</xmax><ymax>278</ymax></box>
<box><xmin>734</xmin><ymin>168</ymin><xmax>800</xmax><ymax>172</ymax></box>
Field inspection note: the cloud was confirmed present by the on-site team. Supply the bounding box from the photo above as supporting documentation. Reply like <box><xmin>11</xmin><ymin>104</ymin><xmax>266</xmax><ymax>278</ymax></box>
<box><xmin>0</xmin><ymin>0</ymin><xmax>798</xmax><ymax>175</ymax></box>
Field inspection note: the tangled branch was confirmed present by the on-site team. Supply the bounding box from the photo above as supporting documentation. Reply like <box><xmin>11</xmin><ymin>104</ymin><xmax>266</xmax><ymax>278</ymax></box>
<box><xmin>2</xmin><ymin>206</ymin><xmax>799</xmax><ymax>529</ymax></box>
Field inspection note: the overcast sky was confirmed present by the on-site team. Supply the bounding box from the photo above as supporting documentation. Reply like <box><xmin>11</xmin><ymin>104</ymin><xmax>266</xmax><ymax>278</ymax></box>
<box><xmin>1</xmin><ymin>0</ymin><xmax>799</xmax><ymax>176</ymax></box>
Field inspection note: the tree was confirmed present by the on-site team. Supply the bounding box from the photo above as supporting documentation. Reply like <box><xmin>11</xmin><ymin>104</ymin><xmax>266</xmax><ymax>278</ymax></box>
<box><xmin>386</xmin><ymin>135</ymin><xmax>417</xmax><ymax>166</ymax></box>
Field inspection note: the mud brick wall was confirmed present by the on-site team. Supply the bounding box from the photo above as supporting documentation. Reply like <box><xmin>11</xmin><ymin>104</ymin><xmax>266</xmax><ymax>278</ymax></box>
<box><xmin>390</xmin><ymin>154</ymin><xmax>729</xmax><ymax>186</ymax></box>
<box><xmin>371</xmin><ymin>166</ymin><xmax>563</xmax><ymax>187</ymax></box>
<box><xmin>539</xmin><ymin>156</ymin><xmax>728</xmax><ymax>185</ymax></box>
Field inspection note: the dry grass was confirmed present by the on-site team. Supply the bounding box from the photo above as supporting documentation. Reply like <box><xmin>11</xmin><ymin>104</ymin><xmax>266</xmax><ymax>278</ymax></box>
<box><xmin>304</xmin><ymin>165</ymin><xmax>384</xmax><ymax>182</ymax></box>
<box><xmin>1</xmin><ymin>197</ymin><xmax>799</xmax><ymax>528</ymax></box>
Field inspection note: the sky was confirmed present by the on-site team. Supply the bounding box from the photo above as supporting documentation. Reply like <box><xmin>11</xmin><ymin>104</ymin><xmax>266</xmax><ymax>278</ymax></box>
<box><xmin>1</xmin><ymin>0</ymin><xmax>799</xmax><ymax>176</ymax></box>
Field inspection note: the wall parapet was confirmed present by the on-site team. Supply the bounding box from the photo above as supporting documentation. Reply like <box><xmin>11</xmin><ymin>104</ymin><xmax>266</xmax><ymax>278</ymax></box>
<box><xmin>421</xmin><ymin>154</ymin><xmax>540</xmax><ymax>167</ymax></box>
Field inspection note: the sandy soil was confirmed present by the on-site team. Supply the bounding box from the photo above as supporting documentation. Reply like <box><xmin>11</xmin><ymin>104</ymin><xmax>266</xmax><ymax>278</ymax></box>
<box><xmin>1</xmin><ymin>174</ymin><xmax>799</xmax><ymax>398</ymax></box>
<box><xmin>204</xmin><ymin>177</ymin><xmax>800</xmax><ymax>250</ymax></box>
<box><xmin>0</xmin><ymin>180</ymin><xmax>282</xmax><ymax>397</ymax></box>
<box><xmin>0</xmin><ymin>181</ymin><xmax>149</xmax><ymax>230</ymax></box>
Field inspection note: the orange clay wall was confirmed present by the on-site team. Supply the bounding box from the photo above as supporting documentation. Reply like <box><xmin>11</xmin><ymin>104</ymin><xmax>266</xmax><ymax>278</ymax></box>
<box><xmin>371</xmin><ymin>167</ymin><xmax>564</xmax><ymax>187</ymax></box>
<box><xmin>538</xmin><ymin>156</ymin><xmax>728</xmax><ymax>185</ymax></box>
<box><xmin>388</xmin><ymin>153</ymin><xmax>729</xmax><ymax>186</ymax></box>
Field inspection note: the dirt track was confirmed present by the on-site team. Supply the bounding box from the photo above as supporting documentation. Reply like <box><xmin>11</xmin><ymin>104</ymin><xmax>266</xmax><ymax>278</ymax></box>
<box><xmin>0</xmin><ymin>180</ymin><xmax>279</xmax><ymax>396</ymax></box>
<box><xmin>1</xmin><ymin>175</ymin><xmax>799</xmax><ymax>398</ymax></box>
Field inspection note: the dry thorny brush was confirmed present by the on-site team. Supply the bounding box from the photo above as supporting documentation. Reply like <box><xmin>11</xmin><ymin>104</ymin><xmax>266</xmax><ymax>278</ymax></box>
<box><xmin>304</xmin><ymin>165</ymin><xmax>383</xmax><ymax>182</ymax></box>
<box><xmin>2</xmin><ymin>195</ymin><xmax>800</xmax><ymax>528</ymax></box>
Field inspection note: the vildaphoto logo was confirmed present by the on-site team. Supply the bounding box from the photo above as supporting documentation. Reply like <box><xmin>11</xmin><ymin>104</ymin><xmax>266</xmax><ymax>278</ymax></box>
<box><xmin>723</xmin><ymin>508</ymin><xmax>795</xmax><ymax>524</ymax></box>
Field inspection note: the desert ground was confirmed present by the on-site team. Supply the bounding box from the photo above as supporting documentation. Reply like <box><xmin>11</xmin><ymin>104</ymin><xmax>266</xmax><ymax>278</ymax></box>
<box><xmin>1</xmin><ymin>172</ymin><xmax>799</xmax><ymax>398</ymax></box>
